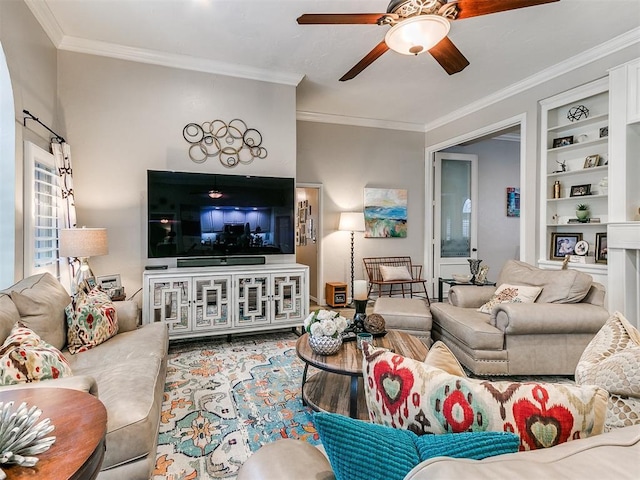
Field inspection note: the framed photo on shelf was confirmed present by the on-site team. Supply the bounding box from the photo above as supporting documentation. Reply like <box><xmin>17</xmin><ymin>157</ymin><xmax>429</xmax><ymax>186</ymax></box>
<box><xmin>595</xmin><ymin>233</ymin><xmax>608</xmax><ymax>264</ymax></box>
<box><xmin>570</xmin><ymin>184</ymin><xmax>591</xmax><ymax>197</ymax></box>
<box><xmin>583</xmin><ymin>154</ymin><xmax>600</xmax><ymax>168</ymax></box>
<box><xmin>552</xmin><ymin>136</ymin><xmax>573</xmax><ymax>148</ymax></box>
<box><xmin>550</xmin><ymin>233</ymin><xmax>583</xmax><ymax>260</ymax></box>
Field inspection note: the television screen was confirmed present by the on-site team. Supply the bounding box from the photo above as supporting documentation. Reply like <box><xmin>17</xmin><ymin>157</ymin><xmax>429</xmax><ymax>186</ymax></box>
<box><xmin>147</xmin><ymin>170</ymin><xmax>295</xmax><ymax>258</ymax></box>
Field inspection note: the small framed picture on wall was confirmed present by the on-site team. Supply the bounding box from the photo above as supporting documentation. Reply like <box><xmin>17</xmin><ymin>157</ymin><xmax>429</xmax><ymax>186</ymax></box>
<box><xmin>506</xmin><ymin>187</ymin><xmax>520</xmax><ymax>217</ymax></box>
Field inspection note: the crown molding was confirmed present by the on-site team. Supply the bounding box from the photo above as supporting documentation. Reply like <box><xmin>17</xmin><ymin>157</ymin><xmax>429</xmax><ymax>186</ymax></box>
<box><xmin>24</xmin><ymin>0</ymin><xmax>64</xmax><ymax>47</ymax></box>
<box><xmin>424</xmin><ymin>27</ymin><xmax>640</xmax><ymax>132</ymax></box>
<box><xmin>57</xmin><ymin>36</ymin><xmax>304</xmax><ymax>86</ymax></box>
<box><xmin>296</xmin><ymin>111</ymin><xmax>426</xmax><ymax>132</ymax></box>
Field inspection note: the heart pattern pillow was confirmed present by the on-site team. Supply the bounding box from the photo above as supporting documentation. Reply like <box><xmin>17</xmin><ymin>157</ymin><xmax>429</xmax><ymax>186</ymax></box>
<box><xmin>363</xmin><ymin>343</ymin><xmax>608</xmax><ymax>450</ymax></box>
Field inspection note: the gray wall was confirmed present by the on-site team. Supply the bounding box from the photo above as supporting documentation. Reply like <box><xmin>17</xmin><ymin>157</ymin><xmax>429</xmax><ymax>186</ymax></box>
<box><xmin>296</xmin><ymin>121</ymin><xmax>425</xmax><ymax>303</ymax></box>
<box><xmin>0</xmin><ymin>0</ymin><xmax>59</xmax><ymax>282</ymax></box>
<box><xmin>445</xmin><ymin>138</ymin><xmax>521</xmax><ymax>277</ymax></box>
<box><xmin>56</xmin><ymin>51</ymin><xmax>297</xmax><ymax>294</ymax></box>
<box><xmin>425</xmin><ymin>45</ymin><xmax>640</xmax><ymax>266</ymax></box>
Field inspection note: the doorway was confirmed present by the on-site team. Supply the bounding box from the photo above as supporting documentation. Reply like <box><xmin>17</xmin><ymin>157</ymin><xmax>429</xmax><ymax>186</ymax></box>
<box><xmin>433</xmin><ymin>152</ymin><xmax>479</xmax><ymax>287</ymax></box>
<box><xmin>425</xmin><ymin>115</ymin><xmax>525</xmax><ymax>300</ymax></box>
<box><xmin>296</xmin><ymin>184</ymin><xmax>322</xmax><ymax>303</ymax></box>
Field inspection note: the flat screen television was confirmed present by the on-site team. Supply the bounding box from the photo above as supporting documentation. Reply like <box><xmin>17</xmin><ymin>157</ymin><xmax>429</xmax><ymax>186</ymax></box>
<box><xmin>147</xmin><ymin>170</ymin><xmax>295</xmax><ymax>258</ymax></box>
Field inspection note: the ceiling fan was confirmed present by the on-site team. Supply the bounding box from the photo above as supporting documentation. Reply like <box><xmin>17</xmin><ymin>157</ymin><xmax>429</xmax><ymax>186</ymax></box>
<box><xmin>297</xmin><ymin>0</ymin><xmax>559</xmax><ymax>81</ymax></box>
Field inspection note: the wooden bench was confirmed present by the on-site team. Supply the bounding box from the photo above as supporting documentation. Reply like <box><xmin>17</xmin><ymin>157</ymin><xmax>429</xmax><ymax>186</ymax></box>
<box><xmin>362</xmin><ymin>256</ymin><xmax>430</xmax><ymax>304</ymax></box>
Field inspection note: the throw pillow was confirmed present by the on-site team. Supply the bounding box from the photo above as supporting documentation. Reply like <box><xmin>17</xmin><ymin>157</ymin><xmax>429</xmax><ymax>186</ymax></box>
<box><xmin>0</xmin><ymin>322</ymin><xmax>73</xmax><ymax>384</ymax></box>
<box><xmin>477</xmin><ymin>283</ymin><xmax>542</xmax><ymax>314</ymax></box>
<box><xmin>9</xmin><ymin>272</ymin><xmax>71</xmax><ymax>350</ymax></box>
<box><xmin>314</xmin><ymin>412</ymin><xmax>520</xmax><ymax>480</ymax></box>
<box><xmin>423</xmin><ymin>340</ymin><xmax>467</xmax><ymax>377</ymax></box>
<box><xmin>363</xmin><ymin>343</ymin><xmax>607</xmax><ymax>450</ymax></box>
<box><xmin>66</xmin><ymin>287</ymin><xmax>118</xmax><ymax>355</ymax></box>
<box><xmin>379</xmin><ymin>265</ymin><xmax>412</xmax><ymax>282</ymax></box>
<box><xmin>575</xmin><ymin>311</ymin><xmax>640</xmax><ymax>430</ymax></box>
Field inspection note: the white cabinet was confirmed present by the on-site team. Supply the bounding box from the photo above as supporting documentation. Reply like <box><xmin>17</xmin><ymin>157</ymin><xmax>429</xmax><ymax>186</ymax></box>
<box><xmin>146</xmin><ymin>274</ymin><xmax>232</xmax><ymax>337</ymax></box>
<box><xmin>143</xmin><ymin>263</ymin><xmax>308</xmax><ymax>339</ymax></box>
<box><xmin>538</xmin><ymin>78</ymin><xmax>609</xmax><ymax>283</ymax></box>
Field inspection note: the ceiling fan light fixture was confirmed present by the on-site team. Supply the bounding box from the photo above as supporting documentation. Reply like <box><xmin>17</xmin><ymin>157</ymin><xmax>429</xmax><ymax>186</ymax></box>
<box><xmin>208</xmin><ymin>189</ymin><xmax>223</xmax><ymax>199</ymax></box>
<box><xmin>384</xmin><ymin>14</ymin><xmax>450</xmax><ymax>55</ymax></box>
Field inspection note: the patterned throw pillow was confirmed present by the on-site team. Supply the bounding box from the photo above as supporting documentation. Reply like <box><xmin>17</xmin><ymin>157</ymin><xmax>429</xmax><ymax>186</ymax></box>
<box><xmin>314</xmin><ymin>412</ymin><xmax>519</xmax><ymax>480</ymax></box>
<box><xmin>575</xmin><ymin>311</ymin><xmax>640</xmax><ymax>430</ymax></box>
<box><xmin>0</xmin><ymin>322</ymin><xmax>73</xmax><ymax>384</ymax></box>
<box><xmin>66</xmin><ymin>287</ymin><xmax>118</xmax><ymax>354</ymax></box>
<box><xmin>379</xmin><ymin>265</ymin><xmax>412</xmax><ymax>281</ymax></box>
<box><xmin>363</xmin><ymin>343</ymin><xmax>607</xmax><ymax>451</ymax></box>
<box><xmin>477</xmin><ymin>283</ymin><xmax>542</xmax><ymax>314</ymax></box>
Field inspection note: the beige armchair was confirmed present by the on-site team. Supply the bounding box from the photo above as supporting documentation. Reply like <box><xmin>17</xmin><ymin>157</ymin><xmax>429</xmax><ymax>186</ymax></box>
<box><xmin>430</xmin><ymin>260</ymin><xmax>610</xmax><ymax>376</ymax></box>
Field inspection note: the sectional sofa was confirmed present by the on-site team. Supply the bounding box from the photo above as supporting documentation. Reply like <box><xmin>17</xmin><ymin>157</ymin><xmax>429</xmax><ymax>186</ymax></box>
<box><xmin>0</xmin><ymin>273</ymin><xmax>169</xmax><ymax>479</ymax></box>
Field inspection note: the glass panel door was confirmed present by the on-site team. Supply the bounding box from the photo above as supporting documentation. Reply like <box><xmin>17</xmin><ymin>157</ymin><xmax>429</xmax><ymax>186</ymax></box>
<box><xmin>434</xmin><ymin>152</ymin><xmax>478</xmax><ymax>296</ymax></box>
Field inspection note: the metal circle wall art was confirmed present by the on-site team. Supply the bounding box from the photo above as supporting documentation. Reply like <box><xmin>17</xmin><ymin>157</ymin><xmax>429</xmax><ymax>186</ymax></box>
<box><xmin>183</xmin><ymin>119</ymin><xmax>268</xmax><ymax>167</ymax></box>
<box><xmin>567</xmin><ymin>105</ymin><xmax>589</xmax><ymax>122</ymax></box>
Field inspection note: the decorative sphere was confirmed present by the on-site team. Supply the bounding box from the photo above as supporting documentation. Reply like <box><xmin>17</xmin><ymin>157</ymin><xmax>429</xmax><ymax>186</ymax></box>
<box><xmin>364</xmin><ymin>313</ymin><xmax>386</xmax><ymax>334</ymax></box>
<box><xmin>567</xmin><ymin>105</ymin><xmax>589</xmax><ymax>122</ymax></box>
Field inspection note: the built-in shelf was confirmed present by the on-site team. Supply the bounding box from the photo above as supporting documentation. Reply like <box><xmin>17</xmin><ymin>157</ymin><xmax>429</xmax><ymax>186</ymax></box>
<box><xmin>547</xmin><ymin>165</ymin><xmax>608</xmax><ymax>178</ymax></box>
<box><xmin>546</xmin><ymin>222</ymin><xmax>608</xmax><ymax>227</ymax></box>
<box><xmin>547</xmin><ymin>113</ymin><xmax>609</xmax><ymax>133</ymax></box>
<box><xmin>547</xmin><ymin>137</ymin><xmax>608</xmax><ymax>153</ymax></box>
<box><xmin>547</xmin><ymin>194</ymin><xmax>608</xmax><ymax>203</ymax></box>
<box><xmin>539</xmin><ymin>78</ymin><xmax>609</xmax><ymax>286</ymax></box>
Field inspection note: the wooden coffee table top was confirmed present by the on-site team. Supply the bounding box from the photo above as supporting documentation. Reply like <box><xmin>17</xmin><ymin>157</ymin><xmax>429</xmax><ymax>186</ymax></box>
<box><xmin>296</xmin><ymin>329</ymin><xmax>427</xmax><ymax>376</ymax></box>
<box><xmin>0</xmin><ymin>388</ymin><xmax>107</xmax><ymax>480</ymax></box>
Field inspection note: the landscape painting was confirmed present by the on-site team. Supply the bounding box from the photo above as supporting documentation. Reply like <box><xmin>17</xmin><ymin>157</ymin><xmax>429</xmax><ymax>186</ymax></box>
<box><xmin>364</xmin><ymin>188</ymin><xmax>408</xmax><ymax>238</ymax></box>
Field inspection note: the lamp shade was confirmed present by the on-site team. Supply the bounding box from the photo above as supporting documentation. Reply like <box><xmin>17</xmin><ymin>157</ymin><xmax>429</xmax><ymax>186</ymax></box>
<box><xmin>384</xmin><ymin>15</ymin><xmax>450</xmax><ymax>56</ymax></box>
<box><xmin>339</xmin><ymin>212</ymin><xmax>365</xmax><ymax>232</ymax></box>
<box><xmin>59</xmin><ymin>228</ymin><xmax>109</xmax><ymax>258</ymax></box>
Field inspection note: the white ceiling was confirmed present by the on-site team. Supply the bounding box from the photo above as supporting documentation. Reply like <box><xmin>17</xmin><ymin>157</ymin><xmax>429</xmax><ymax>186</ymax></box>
<box><xmin>27</xmin><ymin>0</ymin><xmax>640</xmax><ymax>130</ymax></box>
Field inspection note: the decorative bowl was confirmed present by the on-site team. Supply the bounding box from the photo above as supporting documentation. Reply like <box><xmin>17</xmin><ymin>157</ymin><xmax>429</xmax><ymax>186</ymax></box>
<box><xmin>452</xmin><ymin>273</ymin><xmax>473</xmax><ymax>283</ymax></box>
<box><xmin>308</xmin><ymin>335</ymin><xmax>343</xmax><ymax>355</ymax></box>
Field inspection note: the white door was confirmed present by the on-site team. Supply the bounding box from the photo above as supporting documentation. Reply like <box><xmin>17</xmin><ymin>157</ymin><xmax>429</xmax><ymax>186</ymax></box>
<box><xmin>433</xmin><ymin>152</ymin><xmax>478</xmax><ymax>299</ymax></box>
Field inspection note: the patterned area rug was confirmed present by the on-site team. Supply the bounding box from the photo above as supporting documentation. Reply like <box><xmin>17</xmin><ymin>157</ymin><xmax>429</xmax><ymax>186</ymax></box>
<box><xmin>153</xmin><ymin>332</ymin><xmax>320</xmax><ymax>480</ymax></box>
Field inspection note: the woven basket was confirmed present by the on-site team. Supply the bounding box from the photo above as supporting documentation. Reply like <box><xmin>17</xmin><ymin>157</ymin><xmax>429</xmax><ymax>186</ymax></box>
<box><xmin>308</xmin><ymin>335</ymin><xmax>342</xmax><ymax>355</ymax></box>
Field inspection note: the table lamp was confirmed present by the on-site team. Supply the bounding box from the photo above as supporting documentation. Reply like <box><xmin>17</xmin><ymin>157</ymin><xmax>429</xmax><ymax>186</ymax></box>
<box><xmin>59</xmin><ymin>227</ymin><xmax>108</xmax><ymax>293</ymax></box>
<box><xmin>338</xmin><ymin>212</ymin><xmax>365</xmax><ymax>304</ymax></box>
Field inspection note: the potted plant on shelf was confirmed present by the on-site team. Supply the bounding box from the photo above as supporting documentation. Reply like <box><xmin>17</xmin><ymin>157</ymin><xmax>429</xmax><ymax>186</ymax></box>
<box><xmin>576</xmin><ymin>203</ymin><xmax>590</xmax><ymax>223</ymax></box>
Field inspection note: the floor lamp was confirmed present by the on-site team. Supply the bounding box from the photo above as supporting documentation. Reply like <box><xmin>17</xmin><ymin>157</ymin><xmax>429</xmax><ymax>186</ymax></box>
<box><xmin>338</xmin><ymin>212</ymin><xmax>365</xmax><ymax>305</ymax></box>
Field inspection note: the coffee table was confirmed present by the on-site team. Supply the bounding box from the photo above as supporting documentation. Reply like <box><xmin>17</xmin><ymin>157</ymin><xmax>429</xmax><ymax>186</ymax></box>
<box><xmin>0</xmin><ymin>388</ymin><xmax>107</xmax><ymax>480</ymax></box>
<box><xmin>296</xmin><ymin>330</ymin><xmax>427</xmax><ymax>420</ymax></box>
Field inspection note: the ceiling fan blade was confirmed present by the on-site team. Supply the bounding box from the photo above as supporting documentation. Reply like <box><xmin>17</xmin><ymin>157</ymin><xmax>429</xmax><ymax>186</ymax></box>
<box><xmin>455</xmin><ymin>0</ymin><xmax>559</xmax><ymax>19</ymax></box>
<box><xmin>339</xmin><ymin>41</ymin><xmax>390</xmax><ymax>81</ymax></box>
<box><xmin>429</xmin><ymin>36</ymin><xmax>470</xmax><ymax>75</ymax></box>
<box><xmin>297</xmin><ymin>13</ymin><xmax>387</xmax><ymax>25</ymax></box>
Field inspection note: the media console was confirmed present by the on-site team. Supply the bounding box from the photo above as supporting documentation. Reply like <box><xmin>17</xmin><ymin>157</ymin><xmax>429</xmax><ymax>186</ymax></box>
<box><xmin>142</xmin><ymin>263</ymin><xmax>309</xmax><ymax>340</ymax></box>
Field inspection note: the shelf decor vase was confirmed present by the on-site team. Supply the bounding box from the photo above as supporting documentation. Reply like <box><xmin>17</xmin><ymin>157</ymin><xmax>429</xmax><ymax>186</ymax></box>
<box><xmin>468</xmin><ymin>259</ymin><xmax>483</xmax><ymax>283</ymax></box>
<box><xmin>576</xmin><ymin>209</ymin><xmax>589</xmax><ymax>222</ymax></box>
<box><xmin>308</xmin><ymin>335</ymin><xmax>342</xmax><ymax>356</ymax></box>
